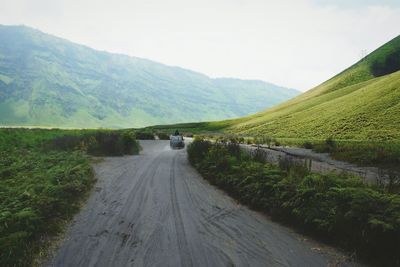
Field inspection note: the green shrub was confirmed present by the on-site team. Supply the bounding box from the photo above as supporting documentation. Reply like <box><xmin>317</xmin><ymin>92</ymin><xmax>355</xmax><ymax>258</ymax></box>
<box><xmin>278</xmin><ymin>157</ymin><xmax>310</xmax><ymax>181</ymax></box>
<box><xmin>371</xmin><ymin>49</ymin><xmax>400</xmax><ymax>77</ymax></box>
<box><xmin>251</xmin><ymin>148</ymin><xmax>268</xmax><ymax>163</ymax></box>
<box><xmin>86</xmin><ymin>132</ymin><xmax>123</xmax><ymax>156</ymax></box>
<box><xmin>48</xmin><ymin>135</ymin><xmax>82</xmax><ymax>150</ymax></box>
<box><xmin>121</xmin><ymin>131</ymin><xmax>141</xmax><ymax>154</ymax></box>
<box><xmin>135</xmin><ymin>131</ymin><xmax>155</xmax><ymax>140</ymax></box>
<box><xmin>226</xmin><ymin>142</ymin><xmax>241</xmax><ymax>159</ymax></box>
<box><xmin>246</xmin><ymin>138</ymin><xmax>254</xmax><ymax>145</ymax></box>
<box><xmin>0</xmin><ymin>149</ymin><xmax>94</xmax><ymax>266</ymax></box>
<box><xmin>203</xmin><ymin>145</ymin><xmax>233</xmax><ymax>172</ymax></box>
<box><xmin>187</xmin><ymin>137</ymin><xmax>212</xmax><ymax>165</ymax></box>
<box><xmin>254</xmin><ymin>135</ymin><xmax>274</xmax><ymax>147</ymax></box>
<box><xmin>188</xmin><ymin>139</ymin><xmax>400</xmax><ymax>265</ymax></box>
<box><xmin>157</xmin><ymin>132</ymin><xmax>170</xmax><ymax>140</ymax></box>
<box><xmin>330</xmin><ymin>142</ymin><xmax>400</xmax><ymax>169</ymax></box>
<box><xmin>303</xmin><ymin>141</ymin><xmax>313</xmax><ymax>149</ymax></box>
<box><xmin>325</xmin><ymin>137</ymin><xmax>336</xmax><ymax>150</ymax></box>
<box><xmin>48</xmin><ymin>131</ymin><xmax>140</xmax><ymax>156</ymax></box>
<box><xmin>0</xmin><ymin>128</ymin><xmax>141</xmax><ymax>266</ymax></box>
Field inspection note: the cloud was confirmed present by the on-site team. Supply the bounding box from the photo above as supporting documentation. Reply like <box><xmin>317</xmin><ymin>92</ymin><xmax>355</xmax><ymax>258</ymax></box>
<box><xmin>0</xmin><ymin>0</ymin><xmax>399</xmax><ymax>91</ymax></box>
<box><xmin>311</xmin><ymin>0</ymin><xmax>400</xmax><ymax>9</ymax></box>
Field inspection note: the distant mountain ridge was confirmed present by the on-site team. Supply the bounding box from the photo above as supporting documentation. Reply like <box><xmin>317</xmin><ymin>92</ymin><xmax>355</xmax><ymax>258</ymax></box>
<box><xmin>0</xmin><ymin>25</ymin><xmax>299</xmax><ymax>128</ymax></box>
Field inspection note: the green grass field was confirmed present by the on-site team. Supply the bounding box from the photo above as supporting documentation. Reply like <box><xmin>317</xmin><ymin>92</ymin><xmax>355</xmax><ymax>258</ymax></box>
<box><xmin>0</xmin><ymin>128</ymin><xmax>141</xmax><ymax>266</ymax></box>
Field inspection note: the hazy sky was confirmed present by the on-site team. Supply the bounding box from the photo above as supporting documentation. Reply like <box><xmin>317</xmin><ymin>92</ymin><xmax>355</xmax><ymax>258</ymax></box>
<box><xmin>1</xmin><ymin>0</ymin><xmax>400</xmax><ymax>91</ymax></box>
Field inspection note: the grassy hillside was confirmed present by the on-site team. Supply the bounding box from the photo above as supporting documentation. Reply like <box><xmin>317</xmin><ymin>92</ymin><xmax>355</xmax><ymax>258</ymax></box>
<box><xmin>0</xmin><ymin>25</ymin><xmax>299</xmax><ymax>128</ymax></box>
<box><xmin>157</xmin><ymin>35</ymin><xmax>400</xmax><ymax>142</ymax></box>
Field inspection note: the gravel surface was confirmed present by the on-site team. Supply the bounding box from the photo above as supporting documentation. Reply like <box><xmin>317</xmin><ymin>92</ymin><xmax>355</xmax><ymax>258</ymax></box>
<box><xmin>48</xmin><ymin>140</ymin><xmax>358</xmax><ymax>267</ymax></box>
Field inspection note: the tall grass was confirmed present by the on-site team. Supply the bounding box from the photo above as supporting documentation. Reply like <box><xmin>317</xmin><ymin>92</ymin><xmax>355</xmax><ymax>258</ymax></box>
<box><xmin>308</xmin><ymin>139</ymin><xmax>400</xmax><ymax>171</ymax></box>
<box><xmin>134</xmin><ymin>131</ymin><xmax>155</xmax><ymax>140</ymax></box>
<box><xmin>188</xmin><ymin>139</ymin><xmax>400</xmax><ymax>266</ymax></box>
<box><xmin>49</xmin><ymin>131</ymin><xmax>140</xmax><ymax>156</ymax></box>
<box><xmin>0</xmin><ymin>128</ymin><xmax>140</xmax><ymax>266</ymax></box>
<box><xmin>156</xmin><ymin>132</ymin><xmax>170</xmax><ymax>140</ymax></box>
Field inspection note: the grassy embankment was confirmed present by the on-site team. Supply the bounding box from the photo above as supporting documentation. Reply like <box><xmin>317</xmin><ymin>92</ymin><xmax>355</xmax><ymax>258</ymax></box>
<box><xmin>0</xmin><ymin>128</ymin><xmax>141</xmax><ymax>267</ymax></box>
<box><xmin>188</xmin><ymin>138</ymin><xmax>400</xmax><ymax>266</ymax></box>
<box><xmin>150</xmin><ymin>35</ymin><xmax>400</xmax><ymax>170</ymax></box>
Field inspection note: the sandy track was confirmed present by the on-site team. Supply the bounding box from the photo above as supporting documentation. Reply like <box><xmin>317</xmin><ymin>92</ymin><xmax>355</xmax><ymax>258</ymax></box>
<box><xmin>48</xmin><ymin>140</ymin><xmax>355</xmax><ymax>267</ymax></box>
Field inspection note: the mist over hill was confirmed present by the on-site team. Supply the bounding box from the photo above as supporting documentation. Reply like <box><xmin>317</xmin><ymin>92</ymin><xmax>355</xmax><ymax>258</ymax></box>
<box><xmin>0</xmin><ymin>25</ymin><xmax>299</xmax><ymax>128</ymax></box>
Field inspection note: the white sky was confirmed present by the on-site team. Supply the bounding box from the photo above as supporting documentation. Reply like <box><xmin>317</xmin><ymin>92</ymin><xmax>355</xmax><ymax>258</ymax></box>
<box><xmin>1</xmin><ymin>0</ymin><xmax>400</xmax><ymax>91</ymax></box>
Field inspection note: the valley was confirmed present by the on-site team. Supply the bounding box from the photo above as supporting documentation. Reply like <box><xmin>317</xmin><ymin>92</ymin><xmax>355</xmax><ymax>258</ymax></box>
<box><xmin>0</xmin><ymin>25</ymin><xmax>299</xmax><ymax>128</ymax></box>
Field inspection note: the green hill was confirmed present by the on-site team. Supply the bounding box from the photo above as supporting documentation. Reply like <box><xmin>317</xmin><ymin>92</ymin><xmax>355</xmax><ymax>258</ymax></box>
<box><xmin>167</xmin><ymin>35</ymin><xmax>400</xmax><ymax>141</ymax></box>
<box><xmin>0</xmin><ymin>25</ymin><xmax>299</xmax><ymax>128</ymax></box>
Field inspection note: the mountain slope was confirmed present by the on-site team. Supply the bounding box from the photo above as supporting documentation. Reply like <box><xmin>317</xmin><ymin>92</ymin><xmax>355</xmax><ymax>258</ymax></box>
<box><xmin>167</xmin><ymin>35</ymin><xmax>400</xmax><ymax>141</ymax></box>
<box><xmin>0</xmin><ymin>25</ymin><xmax>299</xmax><ymax>128</ymax></box>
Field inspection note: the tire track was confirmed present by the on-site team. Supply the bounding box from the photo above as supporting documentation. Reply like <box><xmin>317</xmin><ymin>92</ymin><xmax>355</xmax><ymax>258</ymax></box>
<box><xmin>94</xmin><ymin>152</ymin><xmax>166</xmax><ymax>267</ymax></box>
<box><xmin>170</xmin><ymin>153</ymin><xmax>193</xmax><ymax>267</ymax></box>
<box><xmin>48</xmin><ymin>140</ymin><xmax>359</xmax><ymax>267</ymax></box>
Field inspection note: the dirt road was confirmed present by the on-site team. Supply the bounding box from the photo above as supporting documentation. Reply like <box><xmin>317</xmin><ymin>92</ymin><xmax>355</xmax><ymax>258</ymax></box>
<box><xmin>48</xmin><ymin>140</ymin><xmax>354</xmax><ymax>267</ymax></box>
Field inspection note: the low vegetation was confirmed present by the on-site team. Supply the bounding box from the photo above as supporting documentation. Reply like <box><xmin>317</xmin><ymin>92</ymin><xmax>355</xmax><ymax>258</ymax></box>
<box><xmin>155</xmin><ymin>132</ymin><xmax>170</xmax><ymax>140</ymax></box>
<box><xmin>0</xmin><ymin>128</ymin><xmax>140</xmax><ymax>267</ymax></box>
<box><xmin>188</xmin><ymin>138</ymin><xmax>400</xmax><ymax>266</ymax></box>
<box><xmin>49</xmin><ymin>131</ymin><xmax>140</xmax><ymax>156</ymax></box>
<box><xmin>184</xmin><ymin>132</ymin><xmax>400</xmax><ymax>172</ymax></box>
<box><xmin>134</xmin><ymin>131</ymin><xmax>155</xmax><ymax>140</ymax></box>
<box><xmin>310</xmin><ymin>139</ymin><xmax>400</xmax><ymax>171</ymax></box>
